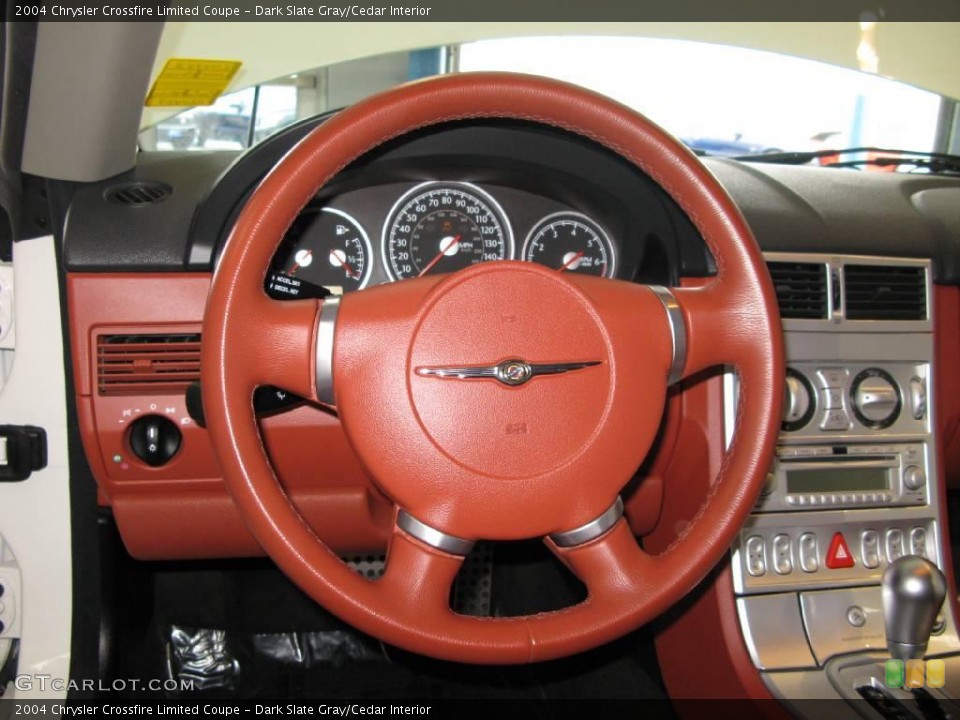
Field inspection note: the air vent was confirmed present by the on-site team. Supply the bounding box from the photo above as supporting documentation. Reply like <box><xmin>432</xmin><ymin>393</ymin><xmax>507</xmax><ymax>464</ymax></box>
<box><xmin>104</xmin><ymin>181</ymin><xmax>172</xmax><ymax>206</ymax></box>
<box><xmin>97</xmin><ymin>334</ymin><xmax>200</xmax><ymax>396</ymax></box>
<box><xmin>844</xmin><ymin>265</ymin><xmax>927</xmax><ymax>321</ymax></box>
<box><xmin>767</xmin><ymin>261</ymin><xmax>828</xmax><ymax>319</ymax></box>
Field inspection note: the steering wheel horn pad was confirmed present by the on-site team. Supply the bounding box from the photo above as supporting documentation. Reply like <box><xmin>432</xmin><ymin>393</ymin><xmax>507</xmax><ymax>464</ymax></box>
<box><xmin>334</xmin><ymin>260</ymin><xmax>671</xmax><ymax>541</ymax></box>
<box><xmin>201</xmin><ymin>72</ymin><xmax>784</xmax><ymax>664</ymax></box>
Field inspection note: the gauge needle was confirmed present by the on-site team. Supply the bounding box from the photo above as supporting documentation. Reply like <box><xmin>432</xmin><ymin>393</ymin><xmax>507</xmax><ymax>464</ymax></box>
<box><xmin>329</xmin><ymin>249</ymin><xmax>359</xmax><ymax>279</ymax></box>
<box><xmin>290</xmin><ymin>249</ymin><xmax>314</xmax><ymax>275</ymax></box>
<box><xmin>557</xmin><ymin>251</ymin><xmax>585</xmax><ymax>272</ymax></box>
<box><xmin>418</xmin><ymin>235</ymin><xmax>461</xmax><ymax>277</ymax></box>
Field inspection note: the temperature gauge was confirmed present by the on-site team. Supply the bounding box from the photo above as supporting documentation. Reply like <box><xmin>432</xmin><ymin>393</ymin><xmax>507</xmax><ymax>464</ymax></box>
<box><xmin>523</xmin><ymin>212</ymin><xmax>616</xmax><ymax>278</ymax></box>
<box><xmin>275</xmin><ymin>208</ymin><xmax>372</xmax><ymax>295</ymax></box>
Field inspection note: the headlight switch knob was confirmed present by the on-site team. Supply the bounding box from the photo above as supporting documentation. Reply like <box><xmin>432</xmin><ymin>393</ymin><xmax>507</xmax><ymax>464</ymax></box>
<box><xmin>129</xmin><ymin>415</ymin><xmax>182</xmax><ymax>467</ymax></box>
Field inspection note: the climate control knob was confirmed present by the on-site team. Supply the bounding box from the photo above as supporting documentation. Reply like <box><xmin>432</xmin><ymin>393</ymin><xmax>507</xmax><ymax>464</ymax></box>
<box><xmin>782</xmin><ymin>369</ymin><xmax>815</xmax><ymax>431</ymax></box>
<box><xmin>851</xmin><ymin>368</ymin><xmax>901</xmax><ymax>429</ymax></box>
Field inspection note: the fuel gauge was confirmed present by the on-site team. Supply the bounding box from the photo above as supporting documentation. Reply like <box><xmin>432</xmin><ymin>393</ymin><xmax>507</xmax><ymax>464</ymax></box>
<box><xmin>278</xmin><ymin>208</ymin><xmax>372</xmax><ymax>294</ymax></box>
<box><xmin>523</xmin><ymin>212</ymin><xmax>616</xmax><ymax>278</ymax></box>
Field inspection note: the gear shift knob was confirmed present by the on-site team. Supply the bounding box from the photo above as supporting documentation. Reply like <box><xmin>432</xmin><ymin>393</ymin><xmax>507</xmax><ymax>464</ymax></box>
<box><xmin>882</xmin><ymin>555</ymin><xmax>947</xmax><ymax>661</ymax></box>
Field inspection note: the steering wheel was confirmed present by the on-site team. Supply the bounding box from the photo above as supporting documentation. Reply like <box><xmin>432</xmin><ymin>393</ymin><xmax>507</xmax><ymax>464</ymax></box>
<box><xmin>201</xmin><ymin>72</ymin><xmax>784</xmax><ymax>664</ymax></box>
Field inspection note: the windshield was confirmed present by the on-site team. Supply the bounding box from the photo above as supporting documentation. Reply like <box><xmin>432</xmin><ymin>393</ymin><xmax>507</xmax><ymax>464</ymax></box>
<box><xmin>139</xmin><ymin>35</ymin><xmax>944</xmax><ymax>159</ymax></box>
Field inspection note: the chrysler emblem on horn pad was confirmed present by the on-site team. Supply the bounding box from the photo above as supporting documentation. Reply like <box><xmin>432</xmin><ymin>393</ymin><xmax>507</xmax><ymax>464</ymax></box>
<box><xmin>416</xmin><ymin>359</ymin><xmax>601</xmax><ymax>387</ymax></box>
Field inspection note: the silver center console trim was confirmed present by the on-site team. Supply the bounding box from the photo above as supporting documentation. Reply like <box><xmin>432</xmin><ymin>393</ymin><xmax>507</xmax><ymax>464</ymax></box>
<box><xmin>729</xmin><ymin>254</ymin><xmax>959</xmax><ymax>716</ymax></box>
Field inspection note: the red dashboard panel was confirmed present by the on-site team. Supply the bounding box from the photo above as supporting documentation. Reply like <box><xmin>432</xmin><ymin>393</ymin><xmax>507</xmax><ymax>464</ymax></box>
<box><xmin>935</xmin><ymin>286</ymin><xmax>960</xmax><ymax>490</ymax></box>
<box><xmin>67</xmin><ymin>273</ymin><xmax>392</xmax><ymax>559</ymax></box>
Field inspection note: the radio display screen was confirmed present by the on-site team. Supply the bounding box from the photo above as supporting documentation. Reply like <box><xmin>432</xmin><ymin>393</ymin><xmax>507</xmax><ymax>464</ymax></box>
<box><xmin>786</xmin><ymin>467</ymin><xmax>889</xmax><ymax>494</ymax></box>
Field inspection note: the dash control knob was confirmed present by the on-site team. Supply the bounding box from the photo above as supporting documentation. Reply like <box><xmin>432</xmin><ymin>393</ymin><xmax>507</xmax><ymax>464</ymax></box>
<box><xmin>851</xmin><ymin>368</ymin><xmax>901</xmax><ymax>430</ymax></box>
<box><xmin>904</xmin><ymin>465</ymin><xmax>926</xmax><ymax>491</ymax></box>
<box><xmin>129</xmin><ymin>415</ymin><xmax>182</xmax><ymax>467</ymax></box>
<box><xmin>782</xmin><ymin>369</ymin><xmax>816</xmax><ymax>432</ymax></box>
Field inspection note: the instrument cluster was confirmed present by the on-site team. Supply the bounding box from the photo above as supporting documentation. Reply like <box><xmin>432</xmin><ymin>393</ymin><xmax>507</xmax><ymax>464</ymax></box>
<box><xmin>266</xmin><ymin>180</ymin><xmax>624</xmax><ymax>300</ymax></box>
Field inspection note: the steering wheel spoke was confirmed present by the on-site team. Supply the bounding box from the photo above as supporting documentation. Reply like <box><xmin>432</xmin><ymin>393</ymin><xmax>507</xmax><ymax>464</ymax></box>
<box><xmin>380</xmin><ymin>516</ymin><xmax>467</xmax><ymax>614</ymax></box>
<box><xmin>670</xmin><ymin>284</ymin><xmax>776</xmax><ymax>381</ymax></box>
<box><xmin>548</xmin><ymin>516</ymin><xmax>658</xmax><ymax>613</ymax></box>
<box><xmin>229</xmin><ymin>295</ymin><xmax>325</xmax><ymax>404</ymax></box>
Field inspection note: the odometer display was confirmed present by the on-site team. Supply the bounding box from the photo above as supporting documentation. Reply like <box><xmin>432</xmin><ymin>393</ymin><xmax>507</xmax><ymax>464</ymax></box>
<box><xmin>383</xmin><ymin>182</ymin><xmax>512</xmax><ymax>280</ymax></box>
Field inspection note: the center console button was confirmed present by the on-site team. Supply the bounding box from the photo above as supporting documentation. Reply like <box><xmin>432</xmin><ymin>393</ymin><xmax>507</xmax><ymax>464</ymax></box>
<box><xmin>798</xmin><ymin>533</ymin><xmax>819</xmax><ymax>573</ymax></box>
<box><xmin>910</xmin><ymin>527</ymin><xmax>928</xmax><ymax>558</ymax></box>
<box><xmin>817</xmin><ymin>368</ymin><xmax>847</xmax><ymax>388</ymax></box>
<box><xmin>772</xmin><ymin>534</ymin><xmax>793</xmax><ymax>575</ymax></box>
<box><xmin>861</xmin><ymin>530</ymin><xmax>880</xmax><ymax>569</ymax></box>
<box><xmin>821</xmin><ymin>409</ymin><xmax>851</xmax><ymax>431</ymax></box>
<box><xmin>885</xmin><ymin>528</ymin><xmax>905</xmax><ymax>562</ymax></box>
<box><xmin>745</xmin><ymin>535</ymin><xmax>766</xmax><ymax>577</ymax></box>
<box><xmin>846</xmin><ymin>606</ymin><xmax>867</xmax><ymax>628</ymax></box>
<box><xmin>822</xmin><ymin>387</ymin><xmax>845</xmax><ymax>409</ymax></box>
<box><xmin>825</xmin><ymin>532</ymin><xmax>856</xmax><ymax>569</ymax></box>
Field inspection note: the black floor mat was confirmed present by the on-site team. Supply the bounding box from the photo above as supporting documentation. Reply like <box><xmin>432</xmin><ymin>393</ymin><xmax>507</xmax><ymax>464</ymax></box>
<box><xmin>101</xmin><ymin>525</ymin><xmax>672</xmax><ymax>702</ymax></box>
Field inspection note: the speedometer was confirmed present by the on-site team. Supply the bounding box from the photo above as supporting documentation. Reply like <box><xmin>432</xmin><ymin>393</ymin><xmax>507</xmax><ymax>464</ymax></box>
<box><xmin>383</xmin><ymin>182</ymin><xmax>513</xmax><ymax>281</ymax></box>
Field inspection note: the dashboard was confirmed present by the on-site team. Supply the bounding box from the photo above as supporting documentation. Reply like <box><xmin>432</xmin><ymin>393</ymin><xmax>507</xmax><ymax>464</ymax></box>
<box><xmin>53</xmin><ymin>111</ymin><xmax>960</xmax><ymax>704</ymax></box>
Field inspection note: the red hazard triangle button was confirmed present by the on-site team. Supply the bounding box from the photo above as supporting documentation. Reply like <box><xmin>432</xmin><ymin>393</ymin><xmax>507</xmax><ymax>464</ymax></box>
<box><xmin>826</xmin><ymin>532</ymin><xmax>856</xmax><ymax>569</ymax></box>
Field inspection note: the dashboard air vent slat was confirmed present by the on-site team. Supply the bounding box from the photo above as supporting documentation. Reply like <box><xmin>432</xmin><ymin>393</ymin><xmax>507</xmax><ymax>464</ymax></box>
<box><xmin>844</xmin><ymin>265</ymin><xmax>926</xmax><ymax>321</ymax></box>
<box><xmin>97</xmin><ymin>334</ymin><xmax>200</xmax><ymax>396</ymax></box>
<box><xmin>104</xmin><ymin>181</ymin><xmax>172</xmax><ymax>206</ymax></box>
<box><xmin>766</xmin><ymin>261</ymin><xmax>828</xmax><ymax>319</ymax></box>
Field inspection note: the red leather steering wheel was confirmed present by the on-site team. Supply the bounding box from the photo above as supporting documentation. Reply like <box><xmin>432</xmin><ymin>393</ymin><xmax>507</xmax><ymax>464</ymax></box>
<box><xmin>201</xmin><ymin>72</ymin><xmax>784</xmax><ymax>664</ymax></box>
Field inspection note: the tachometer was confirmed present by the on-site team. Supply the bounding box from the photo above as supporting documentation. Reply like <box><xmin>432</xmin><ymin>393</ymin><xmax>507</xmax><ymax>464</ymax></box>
<box><xmin>523</xmin><ymin>212</ymin><xmax>616</xmax><ymax>278</ymax></box>
<box><xmin>383</xmin><ymin>182</ymin><xmax>512</xmax><ymax>281</ymax></box>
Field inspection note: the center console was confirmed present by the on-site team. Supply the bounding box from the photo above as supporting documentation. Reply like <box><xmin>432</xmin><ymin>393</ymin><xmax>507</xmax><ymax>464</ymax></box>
<box><xmin>731</xmin><ymin>254</ymin><xmax>960</xmax><ymax>714</ymax></box>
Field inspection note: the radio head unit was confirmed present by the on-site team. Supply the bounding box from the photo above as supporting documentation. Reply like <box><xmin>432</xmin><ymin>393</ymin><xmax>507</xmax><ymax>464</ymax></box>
<box><xmin>756</xmin><ymin>443</ymin><xmax>927</xmax><ymax>512</ymax></box>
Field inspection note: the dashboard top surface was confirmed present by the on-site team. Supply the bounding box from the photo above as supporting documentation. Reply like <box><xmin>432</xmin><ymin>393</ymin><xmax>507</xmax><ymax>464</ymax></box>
<box><xmin>61</xmin><ymin>116</ymin><xmax>960</xmax><ymax>285</ymax></box>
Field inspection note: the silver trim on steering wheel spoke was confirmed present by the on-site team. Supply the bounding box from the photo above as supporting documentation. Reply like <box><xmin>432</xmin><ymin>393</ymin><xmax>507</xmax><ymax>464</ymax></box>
<box><xmin>397</xmin><ymin>510</ymin><xmax>476</xmax><ymax>556</ymax></box>
<box><xmin>315</xmin><ymin>295</ymin><xmax>340</xmax><ymax>406</ymax></box>
<box><xmin>649</xmin><ymin>286</ymin><xmax>687</xmax><ymax>386</ymax></box>
<box><xmin>549</xmin><ymin>497</ymin><xmax>624</xmax><ymax>548</ymax></box>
